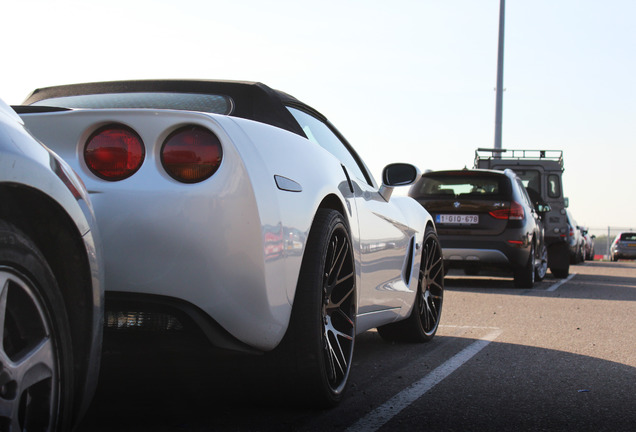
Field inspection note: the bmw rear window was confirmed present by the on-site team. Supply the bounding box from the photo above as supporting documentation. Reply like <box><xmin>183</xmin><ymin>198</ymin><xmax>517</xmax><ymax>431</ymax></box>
<box><xmin>30</xmin><ymin>92</ymin><xmax>234</xmax><ymax>115</ymax></box>
<box><xmin>411</xmin><ymin>173</ymin><xmax>511</xmax><ymax>199</ymax></box>
<box><xmin>620</xmin><ymin>233</ymin><xmax>636</xmax><ymax>241</ymax></box>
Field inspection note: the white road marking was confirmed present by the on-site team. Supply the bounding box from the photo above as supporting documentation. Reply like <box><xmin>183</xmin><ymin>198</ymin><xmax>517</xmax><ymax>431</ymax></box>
<box><xmin>440</xmin><ymin>325</ymin><xmax>500</xmax><ymax>330</ymax></box>
<box><xmin>546</xmin><ymin>273</ymin><xmax>576</xmax><ymax>292</ymax></box>
<box><xmin>346</xmin><ymin>328</ymin><xmax>502</xmax><ymax>432</ymax></box>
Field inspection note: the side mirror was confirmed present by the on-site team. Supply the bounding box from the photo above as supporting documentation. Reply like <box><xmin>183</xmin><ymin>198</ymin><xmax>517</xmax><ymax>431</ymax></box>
<box><xmin>564</xmin><ymin>197</ymin><xmax>569</xmax><ymax>208</ymax></box>
<box><xmin>379</xmin><ymin>163</ymin><xmax>421</xmax><ymax>201</ymax></box>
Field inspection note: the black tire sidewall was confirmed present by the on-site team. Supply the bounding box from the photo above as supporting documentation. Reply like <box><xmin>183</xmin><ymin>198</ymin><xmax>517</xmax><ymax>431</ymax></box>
<box><xmin>416</xmin><ymin>226</ymin><xmax>444</xmax><ymax>340</ymax></box>
<box><xmin>0</xmin><ymin>220</ymin><xmax>74</xmax><ymax>431</ymax></box>
<box><xmin>275</xmin><ymin>209</ymin><xmax>354</xmax><ymax>407</ymax></box>
<box><xmin>535</xmin><ymin>244</ymin><xmax>548</xmax><ymax>281</ymax></box>
<box><xmin>514</xmin><ymin>244</ymin><xmax>535</xmax><ymax>288</ymax></box>
<box><xmin>377</xmin><ymin>225</ymin><xmax>444</xmax><ymax>343</ymax></box>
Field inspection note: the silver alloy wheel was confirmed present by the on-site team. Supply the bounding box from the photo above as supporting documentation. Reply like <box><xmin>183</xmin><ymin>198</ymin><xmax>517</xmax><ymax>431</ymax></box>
<box><xmin>536</xmin><ymin>244</ymin><xmax>548</xmax><ymax>280</ymax></box>
<box><xmin>0</xmin><ymin>268</ymin><xmax>58</xmax><ymax>431</ymax></box>
<box><xmin>321</xmin><ymin>226</ymin><xmax>355</xmax><ymax>394</ymax></box>
<box><xmin>419</xmin><ymin>231</ymin><xmax>444</xmax><ymax>337</ymax></box>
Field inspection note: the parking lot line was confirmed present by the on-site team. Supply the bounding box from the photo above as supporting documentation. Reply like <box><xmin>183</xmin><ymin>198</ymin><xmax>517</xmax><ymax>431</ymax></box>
<box><xmin>346</xmin><ymin>328</ymin><xmax>502</xmax><ymax>432</ymax></box>
<box><xmin>546</xmin><ymin>273</ymin><xmax>576</xmax><ymax>292</ymax></box>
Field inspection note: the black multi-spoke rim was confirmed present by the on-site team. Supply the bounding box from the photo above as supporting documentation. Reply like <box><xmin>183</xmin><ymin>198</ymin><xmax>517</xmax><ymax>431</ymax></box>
<box><xmin>321</xmin><ymin>226</ymin><xmax>355</xmax><ymax>394</ymax></box>
<box><xmin>0</xmin><ymin>269</ymin><xmax>58</xmax><ymax>432</ymax></box>
<box><xmin>418</xmin><ymin>235</ymin><xmax>444</xmax><ymax>336</ymax></box>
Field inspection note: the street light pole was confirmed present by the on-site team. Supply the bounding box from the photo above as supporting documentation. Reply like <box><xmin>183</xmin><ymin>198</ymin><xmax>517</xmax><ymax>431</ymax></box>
<box><xmin>494</xmin><ymin>0</ymin><xmax>505</xmax><ymax>150</ymax></box>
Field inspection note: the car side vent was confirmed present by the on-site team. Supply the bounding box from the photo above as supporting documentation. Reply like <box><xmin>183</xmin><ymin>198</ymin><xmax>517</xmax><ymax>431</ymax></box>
<box><xmin>403</xmin><ymin>237</ymin><xmax>415</xmax><ymax>285</ymax></box>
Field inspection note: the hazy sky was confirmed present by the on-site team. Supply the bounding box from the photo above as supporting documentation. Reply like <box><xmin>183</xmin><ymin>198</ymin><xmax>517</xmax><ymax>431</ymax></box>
<box><xmin>3</xmin><ymin>0</ymin><xmax>635</xmax><ymax>231</ymax></box>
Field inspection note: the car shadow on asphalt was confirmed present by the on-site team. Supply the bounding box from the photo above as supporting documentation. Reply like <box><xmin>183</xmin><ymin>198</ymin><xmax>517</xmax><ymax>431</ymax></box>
<box><xmin>444</xmin><ymin>264</ymin><xmax>636</xmax><ymax>301</ymax></box>
<box><xmin>77</xmin><ymin>329</ymin><xmax>636</xmax><ymax>432</ymax></box>
<box><xmin>444</xmin><ymin>273</ymin><xmax>555</xmax><ymax>291</ymax></box>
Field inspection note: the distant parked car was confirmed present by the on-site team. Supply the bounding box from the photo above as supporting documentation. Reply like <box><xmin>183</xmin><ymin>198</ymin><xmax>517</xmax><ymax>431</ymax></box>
<box><xmin>565</xmin><ymin>210</ymin><xmax>585</xmax><ymax>264</ymax></box>
<box><xmin>409</xmin><ymin>168</ymin><xmax>548</xmax><ymax>288</ymax></box>
<box><xmin>0</xmin><ymin>97</ymin><xmax>104</xmax><ymax>431</ymax></box>
<box><xmin>580</xmin><ymin>227</ymin><xmax>595</xmax><ymax>260</ymax></box>
<box><xmin>610</xmin><ymin>232</ymin><xmax>636</xmax><ymax>261</ymax></box>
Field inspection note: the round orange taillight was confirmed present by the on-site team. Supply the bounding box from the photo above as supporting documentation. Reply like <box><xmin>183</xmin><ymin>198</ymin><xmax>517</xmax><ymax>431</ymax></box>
<box><xmin>84</xmin><ymin>124</ymin><xmax>144</xmax><ymax>181</ymax></box>
<box><xmin>160</xmin><ymin>125</ymin><xmax>222</xmax><ymax>183</ymax></box>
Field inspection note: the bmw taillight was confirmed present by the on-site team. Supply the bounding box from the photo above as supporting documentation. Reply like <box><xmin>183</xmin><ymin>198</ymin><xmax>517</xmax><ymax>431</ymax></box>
<box><xmin>161</xmin><ymin>125</ymin><xmax>222</xmax><ymax>183</ymax></box>
<box><xmin>85</xmin><ymin>124</ymin><xmax>144</xmax><ymax>181</ymax></box>
<box><xmin>489</xmin><ymin>201</ymin><xmax>524</xmax><ymax>220</ymax></box>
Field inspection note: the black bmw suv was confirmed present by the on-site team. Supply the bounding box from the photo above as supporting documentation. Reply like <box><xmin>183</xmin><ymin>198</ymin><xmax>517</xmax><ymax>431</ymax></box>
<box><xmin>409</xmin><ymin>169</ymin><xmax>549</xmax><ymax>288</ymax></box>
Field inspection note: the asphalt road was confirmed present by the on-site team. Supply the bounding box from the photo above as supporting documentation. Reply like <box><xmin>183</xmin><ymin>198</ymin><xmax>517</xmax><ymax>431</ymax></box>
<box><xmin>78</xmin><ymin>261</ymin><xmax>636</xmax><ymax>431</ymax></box>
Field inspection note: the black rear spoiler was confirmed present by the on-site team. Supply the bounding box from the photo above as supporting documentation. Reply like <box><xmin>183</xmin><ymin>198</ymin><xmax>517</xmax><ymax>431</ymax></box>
<box><xmin>11</xmin><ymin>105</ymin><xmax>71</xmax><ymax>114</ymax></box>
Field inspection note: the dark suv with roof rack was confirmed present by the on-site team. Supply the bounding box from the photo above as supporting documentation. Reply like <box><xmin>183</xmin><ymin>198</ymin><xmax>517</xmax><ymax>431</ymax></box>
<box><xmin>474</xmin><ymin>149</ymin><xmax>570</xmax><ymax>278</ymax></box>
<box><xmin>409</xmin><ymin>168</ymin><xmax>548</xmax><ymax>288</ymax></box>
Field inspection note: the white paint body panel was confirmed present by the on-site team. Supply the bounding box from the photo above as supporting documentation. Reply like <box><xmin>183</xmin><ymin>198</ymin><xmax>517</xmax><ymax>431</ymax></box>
<box><xmin>22</xmin><ymin>108</ymin><xmax>433</xmax><ymax>351</ymax></box>
<box><xmin>0</xmin><ymin>98</ymin><xmax>104</xmax><ymax>419</ymax></box>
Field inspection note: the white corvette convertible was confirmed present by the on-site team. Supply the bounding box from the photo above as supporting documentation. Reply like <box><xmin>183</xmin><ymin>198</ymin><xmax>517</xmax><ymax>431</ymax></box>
<box><xmin>18</xmin><ymin>80</ymin><xmax>444</xmax><ymax>406</ymax></box>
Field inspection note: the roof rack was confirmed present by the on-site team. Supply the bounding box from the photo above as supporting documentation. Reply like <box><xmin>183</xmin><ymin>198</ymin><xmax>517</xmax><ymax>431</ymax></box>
<box><xmin>474</xmin><ymin>148</ymin><xmax>564</xmax><ymax>170</ymax></box>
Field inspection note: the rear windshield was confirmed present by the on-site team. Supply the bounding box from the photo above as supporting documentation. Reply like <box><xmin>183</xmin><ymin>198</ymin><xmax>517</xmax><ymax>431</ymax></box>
<box><xmin>30</xmin><ymin>92</ymin><xmax>234</xmax><ymax>114</ymax></box>
<box><xmin>513</xmin><ymin>169</ymin><xmax>541</xmax><ymax>195</ymax></box>
<box><xmin>620</xmin><ymin>233</ymin><xmax>636</xmax><ymax>241</ymax></box>
<box><xmin>411</xmin><ymin>173</ymin><xmax>511</xmax><ymax>199</ymax></box>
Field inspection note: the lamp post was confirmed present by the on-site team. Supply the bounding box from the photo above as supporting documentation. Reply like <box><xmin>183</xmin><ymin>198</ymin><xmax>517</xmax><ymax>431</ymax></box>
<box><xmin>494</xmin><ymin>0</ymin><xmax>505</xmax><ymax>150</ymax></box>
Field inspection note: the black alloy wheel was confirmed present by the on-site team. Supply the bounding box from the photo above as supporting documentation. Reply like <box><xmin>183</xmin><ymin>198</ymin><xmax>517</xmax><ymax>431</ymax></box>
<box><xmin>377</xmin><ymin>225</ymin><xmax>444</xmax><ymax>342</ymax></box>
<box><xmin>0</xmin><ymin>220</ymin><xmax>74</xmax><ymax>432</ymax></box>
<box><xmin>321</xmin><ymin>218</ymin><xmax>356</xmax><ymax>395</ymax></box>
<box><xmin>273</xmin><ymin>209</ymin><xmax>355</xmax><ymax>407</ymax></box>
<box><xmin>417</xmin><ymin>226</ymin><xmax>445</xmax><ymax>339</ymax></box>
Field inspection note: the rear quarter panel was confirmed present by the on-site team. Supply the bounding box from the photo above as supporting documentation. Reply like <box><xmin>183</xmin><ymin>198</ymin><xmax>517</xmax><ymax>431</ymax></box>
<box><xmin>21</xmin><ymin>109</ymin><xmax>353</xmax><ymax>350</ymax></box>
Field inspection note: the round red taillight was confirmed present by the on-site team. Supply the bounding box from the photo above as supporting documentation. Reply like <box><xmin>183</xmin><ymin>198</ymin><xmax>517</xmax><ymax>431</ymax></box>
<box><xmin>161</xmin><ymin>125</ymin><xmax>222</xmax><ymax>183</ymax></box>
<box><xmin>85</xmin><ymin>124</ymin><xmax>144</xmax><ymax>181</ymax></box>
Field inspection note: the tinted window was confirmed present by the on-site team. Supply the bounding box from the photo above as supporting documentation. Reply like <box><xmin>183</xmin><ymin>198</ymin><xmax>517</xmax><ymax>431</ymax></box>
<box><xmin>287</xmin><ymin>107</ymin><xmax>370</xmax><ymax>184</ymax></box>
<box><xmin>516</xmin><ymin>179</ymin><xmax>533</xmax><ymax>208</ymax></box>
<box><xmin>514</xmin><ymin>169</ymin><xmax>541</xmax><ymax>195</ymax></box>
<box><xmin>548</xmin><ymin>174</ymin><xmax>561</xmax><ymax>198</ymax></box>
<box><xmin>620</xmin><ymin>233</ymin><xmax>636</xmax><ymax>241</ymax></box>
<box><xmin>411</xmin><ymin>173</ymin><xmax>511</xmax><ymax>199</ymax></box>
<box><xmin>31</xmin><ymin>92</ymin><xmax>234</xmax><ymax>114</ymax></box>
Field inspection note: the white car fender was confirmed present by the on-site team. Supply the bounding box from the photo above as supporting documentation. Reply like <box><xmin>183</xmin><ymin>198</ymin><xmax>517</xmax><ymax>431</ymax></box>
<box><xmin>221</xmin><ymin>116</ymin><xmax>355</xmax><ymax>306</ymax></box>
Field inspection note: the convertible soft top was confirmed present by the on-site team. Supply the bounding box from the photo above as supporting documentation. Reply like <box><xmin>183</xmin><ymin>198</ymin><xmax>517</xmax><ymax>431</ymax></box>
<box><xmin>22</xmin><ymin>79</ymin><xmax>327</xmax><ymax>137</ymax></box>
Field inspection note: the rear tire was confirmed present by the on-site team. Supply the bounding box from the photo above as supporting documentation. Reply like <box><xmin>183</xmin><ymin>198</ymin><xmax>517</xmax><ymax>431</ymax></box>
<box><xmin>377</xmin><ymin>226</ymin><xmax>444</xmax><ymax>342</ymax></box>
<box><xmin>272</xmin><ymin>209</ymin><xmax>355</xmax><ymax>407</ymax></box>
<box><xmin>535</xmin><ymin>244</ymin><xmax>548</xmax><ymax>281</ymax></box>
<box><xmin>549</xmin><ymin>243</ymin><xmax>570</xmax><ymax>278</ymax></box>
<box><xmin>0</xmin><ymin>220</ymin><xmax>74</xmax><ymax>432</ymax></box>
<box><xmin>514</xmin><ymin>244</ymin><xmax>535</xmax><ymax>288</ymax></box>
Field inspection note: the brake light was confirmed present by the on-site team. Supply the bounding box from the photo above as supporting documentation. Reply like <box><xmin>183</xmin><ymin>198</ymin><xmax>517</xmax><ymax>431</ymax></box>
<box><xmin>489</xmin><ymin>201</ymin><xmax>524</xmax><ymax>220</ymax></box>
<box><xmin>161</xmin><ymin>125</ymin><xmax>222</xmax><ymax>183</ymax></box>
<box><xmin>85</xmin><ymin>124</ymin><xmax>144</xmax><ymax>181</ymax></box>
